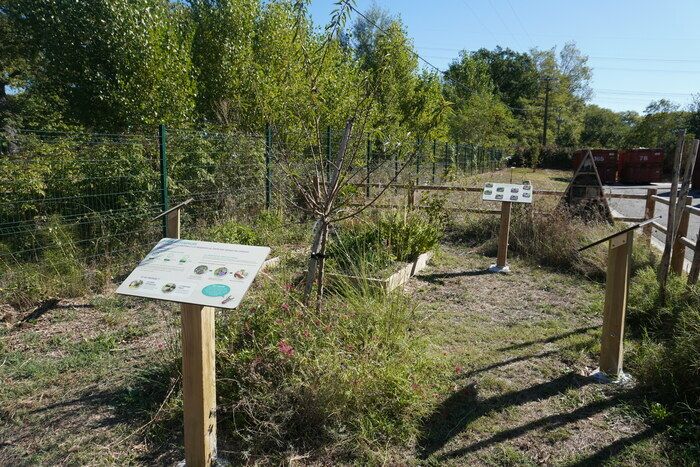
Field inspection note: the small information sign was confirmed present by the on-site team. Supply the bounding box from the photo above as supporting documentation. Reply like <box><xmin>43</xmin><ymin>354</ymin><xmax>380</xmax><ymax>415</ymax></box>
<box><xmin>117</xmin><ymin>238</ymin><xmax>270</xmax><ymax>309</ymax></box>
<box><xmin>482</xmin><ymin>182</ymin><xmax>533</xmax><ymax>204</ymax></box>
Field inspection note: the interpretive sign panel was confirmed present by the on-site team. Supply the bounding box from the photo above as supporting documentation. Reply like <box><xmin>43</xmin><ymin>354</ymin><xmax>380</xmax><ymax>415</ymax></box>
<box><xmin>117</xmin><ymin>238</ymin><xmax>270</xmax><ymax>309</ymax></box>
<box><xmin>482</xmin><ymin>182</ymin><xmax>533</xmax><ymax>204</ymax></box>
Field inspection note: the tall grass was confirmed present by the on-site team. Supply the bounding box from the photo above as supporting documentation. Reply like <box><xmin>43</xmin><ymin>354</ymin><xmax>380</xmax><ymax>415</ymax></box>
<box><xmin>447</xmin><ymin>206</ymin><xmax>613</xmax><ymax>277</ymax></box>
<box><xmin>214</xmin><ymin>264</ymin><xmax>447</xmax><ymax>462</ymax></box>
<box><xmin>628</xmin><ymin>269</ymin><xmax>700</xmax><ymax>413</ymax></box>
<box><xmin>327</xmin><ymin>210</ymin><xmax>442</xmax><ymax>277</ymax></box>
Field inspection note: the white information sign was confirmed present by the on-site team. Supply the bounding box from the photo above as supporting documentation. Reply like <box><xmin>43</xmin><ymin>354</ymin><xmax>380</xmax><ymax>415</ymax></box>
<box><xmin>116</xmin><ymin>238</ymin><xmax>270</xmax><ymax>309</ymax></box>
<box><xmin>482</xmin><ymin>182</ymin><xmax>534</xmax><ymax>204</ymax></box>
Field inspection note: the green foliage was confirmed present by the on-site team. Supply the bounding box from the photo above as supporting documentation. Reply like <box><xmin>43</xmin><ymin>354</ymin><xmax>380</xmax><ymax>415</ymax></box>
<box><xmin>215</xmin><ymin>274</ymin><xmax>447</xmax><ymax>460</ymax></box>
<box><xmin>328</xmin><ymin>211</ymin><xmax>441</xmax><ymax>277</ymax></box>
<box><xmin>328</xmin><ymin>221</ymin><xmax>395</xmax><ymax>276</ymax></box>
<box><xmin>6</xmin><ymin>0</ymin><xmax>196</xmax><ymax>129</ymax></box>
<box><xmin>580</xmin><ymin>104</ymin><xmax>632</xmax><ymax>148</ymax></box>
<box><xmin>205</xmin><ymin>220</ymin><xmax>261</xmax><ymax>245</ymax></box>
<box><xmin>0</xmin><ymin>217</ymin><xmax>94</xmax><ymax>308</ymax></box>
<box><xmin>628</xmin><ymin>268</ymin><xmax>700</xmax><ymax>424</ymax></box>
<box><xmin>378</xmin><ymin>210</ymin><xmax>441</xmax><ymax>262</ymax></box>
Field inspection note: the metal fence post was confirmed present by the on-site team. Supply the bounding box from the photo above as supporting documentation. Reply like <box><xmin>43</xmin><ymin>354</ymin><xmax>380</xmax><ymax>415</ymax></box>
<box><xmin>366</xmin><ymin>135</ymin><xmax>371</xmax><ymax>198</ymax></box>
<box><xmin>444</xmin><ymin>142</ymin><xmax>449</xmax><ymax>177</ymax></box>
<box><xmin>326</xmin><ymin>126</ymin><xmax>332</xmax><ymax>183</ymax></box>
<box><xmin>265</xmin><ymin>123</ymin><xmax>272</xmax><ymax>209</ymax></box>
<box><xmin>432</xmin><ymin>140</ymin><xmax>436</xmax><ymax>184</ymax></box>
<box><xmin>415</xmin><ymin>139</ymin><xmax>421</xmax><ymax>185</ymax></box>
<box><xmin>158</xmin><ymin>124</ymin><xmax>169</xmax><ymax>238</ymax></box>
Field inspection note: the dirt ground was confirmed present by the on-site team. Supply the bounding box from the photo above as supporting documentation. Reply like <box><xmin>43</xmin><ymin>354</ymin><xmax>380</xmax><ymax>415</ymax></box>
<box><xmin>0</xmin><ymin>239</ymin><xmax>674</xmax><ymax>465</ymax></box>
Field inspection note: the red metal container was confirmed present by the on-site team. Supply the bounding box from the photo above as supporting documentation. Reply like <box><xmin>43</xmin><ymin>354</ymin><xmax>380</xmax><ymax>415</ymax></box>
<box><xmin>573</xmin><ymin>149</ymin><xmax>618</xmax><ymax>183</ymax></box>
<box><xmin>619</xmin><ymin>148</ymin><xmax>664</xmax><ymax>184</ymax></box>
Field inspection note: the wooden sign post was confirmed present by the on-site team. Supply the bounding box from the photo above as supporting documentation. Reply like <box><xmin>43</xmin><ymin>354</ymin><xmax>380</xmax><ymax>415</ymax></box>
<box><xmin>120</xmin><ymin>200</ymin><xmax>270</xmax><ymax>466</ymax></box>
<box><xmin>579</xmin><ymin>217</ymin><xmax>659</xmax><ymax>379</ymax></box>
<box><xmin>482</xmin><ymin>182</ymin><xmax>533</xmax><ymax>273</ymax></box>
<box><xmin>599</xmin><ymin>230</ymin><xmax>633</xmax><ymax>377</ymax></box>
<box><xmin>181</xmin><ymin>303</ymin><xmax>217</xmax><ymax>466</ymax></box>
<box><xmin>496</xmin><ymin>201</ymin><xmax>512</xmax><ymax>269</ymax></box>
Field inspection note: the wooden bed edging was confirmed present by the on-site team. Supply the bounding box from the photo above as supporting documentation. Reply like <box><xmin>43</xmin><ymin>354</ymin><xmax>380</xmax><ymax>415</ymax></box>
<box><xmin>328</xmin><ymin>251</ymin><xmax>434</xmax><ymax>292</ymax></box>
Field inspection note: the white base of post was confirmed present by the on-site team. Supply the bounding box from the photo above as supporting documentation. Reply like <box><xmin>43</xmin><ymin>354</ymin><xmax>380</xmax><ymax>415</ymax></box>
<box><xmin>487</xmin><ymin>263</ymin><xmax>510</xmax><ymax>274</ymax></box>
<box><xmin>590</xmin><ymin>368</ymin><xmax>633</xmax><ymax>385</ymax></box>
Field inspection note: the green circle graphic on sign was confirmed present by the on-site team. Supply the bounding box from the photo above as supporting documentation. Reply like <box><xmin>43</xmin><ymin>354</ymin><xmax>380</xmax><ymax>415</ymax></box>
<box><xmin>202</xmin><ymin>284</ymin><xmax>231</xmax><ymax>297</ymax></box>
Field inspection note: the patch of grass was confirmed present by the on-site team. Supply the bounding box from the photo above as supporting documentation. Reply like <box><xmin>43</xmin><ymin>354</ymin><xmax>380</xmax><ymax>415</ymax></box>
<box><xmin>625</xmin><ymin>267</ymin><xmax>700</xmax><ymax>458</ymax></box>
<box><xmin>213</xmin><ymin>265</ymin><xmax>448</xmax><ymax>462</ymax></box>
<box><xmin>485</xmin><ymin>444</ymin><xmax>536</xmax><ymax>466</ymax></box>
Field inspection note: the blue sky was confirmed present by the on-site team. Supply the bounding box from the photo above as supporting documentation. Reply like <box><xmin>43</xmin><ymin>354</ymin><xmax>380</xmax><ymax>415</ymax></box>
<box><xmin>308</xmin><ymin>0</ymin><xmax>700</xmax><ymax>114</ymax></box>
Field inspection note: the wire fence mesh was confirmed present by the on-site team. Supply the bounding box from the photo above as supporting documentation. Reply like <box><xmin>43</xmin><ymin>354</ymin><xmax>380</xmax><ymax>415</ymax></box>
<box><xmin>1</xmin><ymin>125</ymin><xmax>508</xmax><ymax>309</ymax></box>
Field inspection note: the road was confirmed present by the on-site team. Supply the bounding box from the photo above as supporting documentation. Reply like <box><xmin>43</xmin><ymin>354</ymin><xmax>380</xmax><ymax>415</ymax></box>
<box><xmin>605</xmin><ymin>183</ymin><xmax>699</xmax><ymax>265</ymax></box>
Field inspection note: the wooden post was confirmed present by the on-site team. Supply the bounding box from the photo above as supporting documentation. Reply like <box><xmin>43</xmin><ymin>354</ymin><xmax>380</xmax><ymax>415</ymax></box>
<box><xmin>181</xmin><ymin>304</ymin><xmax>217</xmax><ymax>467</ymax></box>
<box><xmin>671</xmin><ymin>196</ymin><xmax>692</xmax><ymax>275</ymax></box>
<box><xmin>166</xmin><ymin>209</ymin><xmax>180</xmax><ymax>239</ymax></box>
<box><xmin>689</xmin><ymin>222</ymin><xmax>700</xmax><ymax>285</ymax></box>
<box><xmin>642</xmin><ymin>188</ymin><xmax>657</xmax><ymax>242</ymax></box>
<box><xmin>599</xmin><ymin>230</ymin><xmax>633</xmax><ymax>377</ymax></box>
<box><xmin>496</xmin><ymin>201</ymin><xmax>512</xmax><ymax>268</ymax></box>
<box><xmin>407</xmin><ymin>181</ymin><xmax>415</xmax><ymax>210</ymax></box>
<box><xmin>162</xmin><ymin>201</ymin><xmax>217</xmax><ymax>466</ymax></box>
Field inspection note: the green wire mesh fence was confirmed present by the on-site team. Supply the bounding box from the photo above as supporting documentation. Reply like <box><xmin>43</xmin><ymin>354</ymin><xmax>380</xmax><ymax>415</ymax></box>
<box><xmin>0</xmin><ymin>125</ymin><xmax>508</xmax><ymax>309</ymax></box>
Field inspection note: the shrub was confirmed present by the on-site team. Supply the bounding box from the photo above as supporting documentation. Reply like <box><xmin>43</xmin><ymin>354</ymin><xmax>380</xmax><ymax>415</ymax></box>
<box><xmin>447</xmin><ymin>206</ymin><xmax>611</xmax><ymax>277</ymax></box>
<box><xmin>328</xmin><ymin>210</ymin><xmax>441</xmax><ymax>277</ymax></box>
<box><xmin>205</xmin><ymin>220</ymin><xmax>261</xmax><ymax>245</ymax></box>
<box><xmin>327</xmin><ymin>222</ymin><xmax>395</xmax><ymax>276</ymax></box>
<box><xmin>378</xmin><ymin>210</ymin><xmax>441</xmax><ymax>262</ymax></box>
<box><xmin>0</xmin><ymin>217</ymin><xmax>92</xmax><ymax>308</ymax></box>
<box><xmin>215</xmin><ymin>272</ymin><xmax>446</xmax><ymax>461</ymax></box>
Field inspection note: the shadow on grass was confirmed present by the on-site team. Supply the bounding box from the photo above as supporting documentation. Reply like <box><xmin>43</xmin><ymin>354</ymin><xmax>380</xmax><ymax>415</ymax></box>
<box><xmin>498</xmin><ymin>325</ymin><xmax>599</xmax><ymax>352</ymax></box>
<box><xmin>568</xmin><ymin>426</ymin><xmax>657</xmax><ymax>466</ymax></box>
<box><xmin>462</xmin><ymin>350</ymin><xmax>559</xmax><ymax>378</ymax></box>
<box><xmin>416</xmin><ymin>269</ymin><xmax>492</xmax><ymax>285</ymax></box>
<box><xmin>23</xmin><ymin>359</ymin><xmax>182</xmax><ymax>464</ymax></box>
<box><xmin>435</xmin><ymin>389</ymin><xmax>644</xmax><ymax>461</ymax></box>
<box><xmin>417</xmin><ymin>372</ymin><xmax>591</xmax><ymax>459</ymax></box>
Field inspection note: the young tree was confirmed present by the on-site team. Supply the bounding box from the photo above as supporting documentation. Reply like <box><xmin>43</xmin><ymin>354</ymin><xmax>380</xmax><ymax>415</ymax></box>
<box><xmin>270</xmin><ymin>1</ymin><xmax>446</xmax><ymax>309</ymax></box>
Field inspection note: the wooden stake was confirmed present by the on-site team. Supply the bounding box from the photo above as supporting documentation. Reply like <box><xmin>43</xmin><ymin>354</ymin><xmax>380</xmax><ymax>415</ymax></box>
<box><xmin>642</xmin><ymin>188</ymin><xmax>657</xmax><ymax>242</ymax></box>
<box><xmin>181</xmin><ymin>304</ymin><xmax>217</xmax><ymax>467</ymax></box>
<box><xmin>496</xmin><ymin>201</ymin><xmax>512</xmax><ymax>268</ymax></box>
<box><xmin>407</xmin><ymin>181</ymin><xmax>416</xmax><ymax>210</ymax></box>
<box><xmin>599</xmin><ymin>231</ymin><xmax>633</xmax><ymax>377</ymax></box>
<box><xmin>671</xmin><ymin>196</ymin><xmax>692</xmax><ymax>275</ymax></box>
<box><xmin>167</xmin><ymin>209</ymin><xmax>181</xmax><ymax>239</ymax></box>
<box><xmin>689</xmin><ymin>222</ymin><xmax>700</xmax><ymax>285</ymax></box>
<box><xmin>659</xmin><ymin>131</ymin><xmax>686</xmax><ymax>288</ymax></box>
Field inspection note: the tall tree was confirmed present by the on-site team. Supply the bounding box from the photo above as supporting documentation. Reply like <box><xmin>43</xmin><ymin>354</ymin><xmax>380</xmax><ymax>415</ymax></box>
<box><xmin>580</xmin><ymin>105</ymin><xmax>631</xmax><ymax>148</ymax></box>
<box><xmin>6</xmin><ymin>0</ymin><xmax>196</xmax><ymax>130</ymax></box>
<box><xmin>189</xmin><ymin>0</ymin><xmax>259</xmax><ymax>128</ymax></box>
<box><xmin>471</xmin><ymin>46</ymin><xmax>539</xmax><ymax>112</ymax></box>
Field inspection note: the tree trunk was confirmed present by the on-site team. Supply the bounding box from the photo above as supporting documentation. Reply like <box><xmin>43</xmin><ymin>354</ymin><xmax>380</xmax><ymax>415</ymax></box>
<box><xmin>315</xmin><ymin>223</ymin><xmax>330</xmax><ymax>312</ymax></box>
<box><xmin>303</xmin><ymin>218</ymin><xmax>325</xmax><ymax>304</ymax></box>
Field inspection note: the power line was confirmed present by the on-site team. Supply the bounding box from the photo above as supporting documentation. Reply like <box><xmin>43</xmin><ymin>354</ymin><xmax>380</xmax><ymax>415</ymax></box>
<box><xmin>485</xmin><ymin>0</ymin><xmax>522</xmax><ymax>50</ymax></box>
<box><xmin>594</xmin><ymin>88</ymin><xmax>695</xmax><ymax>97</ymax></box>
<box><xmin>505</xmin><ymin>0</ymin><xmax>534</xmax><ymax>46</ymax></box>
<box><xmin>458</xmin><ymin>0</ymin><xmax>500</xmax><ymax>45</ymax></box>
